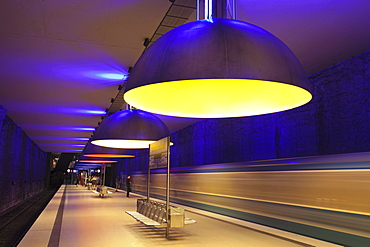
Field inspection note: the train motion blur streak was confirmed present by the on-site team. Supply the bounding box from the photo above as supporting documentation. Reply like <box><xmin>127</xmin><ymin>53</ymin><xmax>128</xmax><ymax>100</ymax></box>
<box><xmin>132</xmin><ymin>152</ymin><xmax>370</xmax><ymax>246</ymax></box>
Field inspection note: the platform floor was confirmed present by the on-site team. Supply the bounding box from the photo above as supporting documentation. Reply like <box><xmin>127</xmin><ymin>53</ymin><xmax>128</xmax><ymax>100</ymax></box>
<box><xmin>18</xmin><ymin>185</ymin><xmax>342</xmax><ymax>247</ymax></box>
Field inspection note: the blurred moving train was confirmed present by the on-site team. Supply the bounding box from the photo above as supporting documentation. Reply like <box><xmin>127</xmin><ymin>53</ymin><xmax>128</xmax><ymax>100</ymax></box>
<box><xmin>132</xmin><ymin>151</ymin><xmax>370</xmax><ymax>246</ymax></box>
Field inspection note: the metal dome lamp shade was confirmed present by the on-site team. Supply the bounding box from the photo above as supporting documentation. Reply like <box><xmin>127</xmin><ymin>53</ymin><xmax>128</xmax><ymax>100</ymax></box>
<box><xmin>82</xmin><ymin>143</ymin><xmax>135</xmax><ymax>158</ymax></box>
<box><xmin>124</xmin><ymin>0</ymin><xmax>312</xmax><ymax>118</ymax></box>
<box><xmin>91</xmin><ymin>109</ymin><xmax>170</xmax><ymax>149</ymax></box>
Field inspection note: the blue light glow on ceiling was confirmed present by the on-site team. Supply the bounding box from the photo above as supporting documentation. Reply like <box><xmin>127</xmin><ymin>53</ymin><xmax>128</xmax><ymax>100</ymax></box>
<box><xmin>79</xmin><ymin>110</ymin><xmax>106</xmax><ymax>115</ymax></box>
<box><xmin>47</xmin><ymin>148</ymin><xmax>84</xmax><ymax>152</ymax></box>
<box><xmin>25</xmin><ymin>125</ymin><xmax>95</xmax><ymax>131</ymax></box>
<box><xmin>7</xmin><ymin>103</ymin><xmax>107</xmax><ymax>116</ymax></box>
<box><xmin>50</xmin><ymin>60</ymin><xmax>129</xmax><ymax>84</ymax></box>
<box><xmin>33</xmin><ymin>136</ymin><xmax>90</xmax><ymax>141</ymax></box>
<box><xmin>41</xmin><ymin>144</ymin><xmax>85</xmax><ymax>147</ymax></box>
<box><xmin>60</xmin><ymin>127</ymin><xmax>95</xmax><ymax>131</ymax></box>
<box><xmin>61</xmin><ymin>108</ymin><xmax>106</xmax><ymax>115</ymax></box>
<box><xmin>82</xmin><ymin>71</ymin><xmax>128</xmax><ymax>81</ymax></box>
<box><xmin>96</xmin><ymin>73</ymin><xmax>126</xmax><ymax>80</ymax></box>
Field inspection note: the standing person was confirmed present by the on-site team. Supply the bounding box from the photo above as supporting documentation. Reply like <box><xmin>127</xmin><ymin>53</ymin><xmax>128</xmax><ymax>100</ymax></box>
<box><xmin>126</xmin><ymin>175</ymin><xmax>131</xmax><ymax>197</ymax></box>
<box><xmin>87</xmin><ymin>176</ymin><xmax>92</xmax><ymax>190</ymax></box>
<box><xmin>91</xmin><ymin>176</ymin><xmax>97</xmax><ymax>190</ymax></box>
<box><xmin>75</xmin><ymin>173</ymin><xmax>80</xmax><ymax>187</ymax></box>
<box><xmin>115</xmin><ymin>176</ymin><xmax>121</xmax><ymax>192</ymax></box>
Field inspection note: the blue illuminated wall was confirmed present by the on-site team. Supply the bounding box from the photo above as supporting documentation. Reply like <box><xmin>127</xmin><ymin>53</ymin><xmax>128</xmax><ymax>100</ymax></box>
<box><xmin>116</xmin><ymin>149</ymin><xmax>149</xmax><ymax>178</ymax></box>
<box><xmin>0</xmin><ymin>106</ymin><xmax>50</xmax><ymax>214</ymax></box>
<box><xmin>170</xmin><ymin>107</ymin><xmax>318</xmax><ymax>167</ymax></box>
<box><xmin>119</xmin><ymin>50</ymin><xmax>370</xmax><ymax>173</ymax></box>
<box><xmin>310</xmin><ymin>51</ymin><xmax>370</xmax><ymax>155</ymax></box>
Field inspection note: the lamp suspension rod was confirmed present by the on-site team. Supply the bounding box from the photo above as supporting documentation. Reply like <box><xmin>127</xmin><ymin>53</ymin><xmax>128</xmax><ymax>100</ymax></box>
<box><xmin>202</xmin><ymin>0</ymin><xmax>236</xmax><ymax>20</ymax></box>
<box><xmin>233</xmin><ymin>0</ymin><xmax>236</xmax><ymax>19</ymax></box>
<box><xmin>205</xmin><ymin>0</ymin><xmax>212</xmax><ymax>19</ymax></box>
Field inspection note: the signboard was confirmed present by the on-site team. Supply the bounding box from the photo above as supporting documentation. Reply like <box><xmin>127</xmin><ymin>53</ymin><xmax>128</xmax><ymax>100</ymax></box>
<box><xmin>149</xmin><ymin>136</ymin><xmax>169</xmax><ymax>169</ymax></box>
<box><xmin>148</xmin><ymin>136</ymin><xmax>171</xmax><ymax>237</ymax></box>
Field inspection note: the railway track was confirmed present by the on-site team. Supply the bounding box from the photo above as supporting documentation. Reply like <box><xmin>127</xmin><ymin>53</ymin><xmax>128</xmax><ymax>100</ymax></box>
<box><xmin>0</xmin><ymin>186</ymin><xmax>60</xmax><ymax>247</ymax></box>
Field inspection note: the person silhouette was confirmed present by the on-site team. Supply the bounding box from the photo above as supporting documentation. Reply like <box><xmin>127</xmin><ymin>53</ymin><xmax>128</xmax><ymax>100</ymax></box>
<box><xmin>115</xmin><ymin>176</ymin><xmax>121</xmax><ymax>192</ymax></box>
<box><xmin>126</xmin><ymin>175</ymin><xmax>131</xmax><ymax>197</ymax></box>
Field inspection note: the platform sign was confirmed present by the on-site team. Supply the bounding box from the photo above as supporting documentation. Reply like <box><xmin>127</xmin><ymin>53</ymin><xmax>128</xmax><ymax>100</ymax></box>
<box><xmin>149</xmin><ymin>136</ymin><xmax>169</xmax><ymax>169</ymax></box>
<box><xmin>148</xmin><ymin>136</ymin><xmax>171</xmax><ymax>237</ymax></box>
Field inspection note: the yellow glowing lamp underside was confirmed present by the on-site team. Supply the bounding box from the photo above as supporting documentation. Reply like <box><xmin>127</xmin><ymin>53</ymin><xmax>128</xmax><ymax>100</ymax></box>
<box><xmin>91</xmin><ymin>140</ymin><xmax>155</xmax><ymax>149</ymax></box>
<box><xmin>124</xmin><ymin>79</ymin><xmax>312</xmax><ymax>118</ymax></box>
<box><xmin>91</xmin><ymin>140</ymin><xmax>174</xmax><ymax>149</ymax></box>
<box><xmin>79</xmin><ymin>160</ymin><xmax>117</xmax><ymax>163</ymax></box>
<box><xmin>83</xmin><ymin>154</ymin><xmax>135</xmax><ymax>158</ymax></box>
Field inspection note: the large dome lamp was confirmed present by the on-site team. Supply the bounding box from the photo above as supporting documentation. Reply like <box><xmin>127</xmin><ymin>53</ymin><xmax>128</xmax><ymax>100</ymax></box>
<box><xmin>124</xmin><ymin>0</ymin><xmax>312</xmax><ymax>118</ymax></box>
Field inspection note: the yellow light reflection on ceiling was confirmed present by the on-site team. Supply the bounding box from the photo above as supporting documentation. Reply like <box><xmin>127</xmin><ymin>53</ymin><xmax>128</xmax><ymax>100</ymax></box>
<box><xmin>124</xmin><ymin>79</ymin><xmax>312</xmax><ymax>118</ymax></box>
<box><xmin>79</xmin><ymin>160</ymin><xmax>118</xmax><ymax>163</ymax></box>
<box><xmin>83</xmin><ymin>154</ymin><xmax>135</xmax><ymax>158</ymax></box>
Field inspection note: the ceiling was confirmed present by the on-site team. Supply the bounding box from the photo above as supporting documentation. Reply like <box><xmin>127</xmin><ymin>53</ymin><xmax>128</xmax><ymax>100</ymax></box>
<box><xmin>1</xmin><ymin>0</ymin><xmax>369</xmax><ymax>153</ymax></box>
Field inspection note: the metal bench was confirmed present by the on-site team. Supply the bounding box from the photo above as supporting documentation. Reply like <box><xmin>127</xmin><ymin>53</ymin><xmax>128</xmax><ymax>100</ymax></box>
<box><xmin>126</xmin><ymin>199</ymin><xmax>196</xmax><ymax>227</ymax></box>
<box><xmin>126</xmin><ymin>199</ymin><xmax>166</xmax><ymax>226</ymax></box>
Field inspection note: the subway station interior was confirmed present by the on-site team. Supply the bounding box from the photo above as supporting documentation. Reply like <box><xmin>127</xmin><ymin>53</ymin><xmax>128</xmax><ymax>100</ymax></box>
<box><xmin>0</xmin><ymin>0</ymin><xmax>370</xmax><ymax>246</ymax></box>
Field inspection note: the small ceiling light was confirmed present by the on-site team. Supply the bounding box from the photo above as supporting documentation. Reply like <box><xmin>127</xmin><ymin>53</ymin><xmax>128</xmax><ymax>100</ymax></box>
<box><xmin>91</xmin><ymin>109</ymin><xmax>170</xmax><ymax>149</ymax></box>
<box><xmin>124</xmin><ymin>0</ymin><xmax>312</xmax><ymax>118</ymax></box>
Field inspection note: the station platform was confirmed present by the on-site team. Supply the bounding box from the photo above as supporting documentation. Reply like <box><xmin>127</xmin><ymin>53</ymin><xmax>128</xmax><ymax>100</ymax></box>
<box><xmin>19</xmin><ymin>185</ymin><xmax>342</xmax><ymax>247</ymax></box>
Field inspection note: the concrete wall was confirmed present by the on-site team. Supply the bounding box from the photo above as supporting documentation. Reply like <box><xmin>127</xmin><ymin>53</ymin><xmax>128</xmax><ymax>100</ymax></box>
<box><xmin>0</xmin><ymin>106</ymin><xmax>50</xmax><ymax>214</ymax></box>
<box><xmin>118</xmin><ymin>50</ymin><xmax>370</xmax><ymax>173</ymax></box>
<box><xmin>310</xmin><ymin>51</ymin><xmax>370</xmax><ymax>155</ymax></box>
